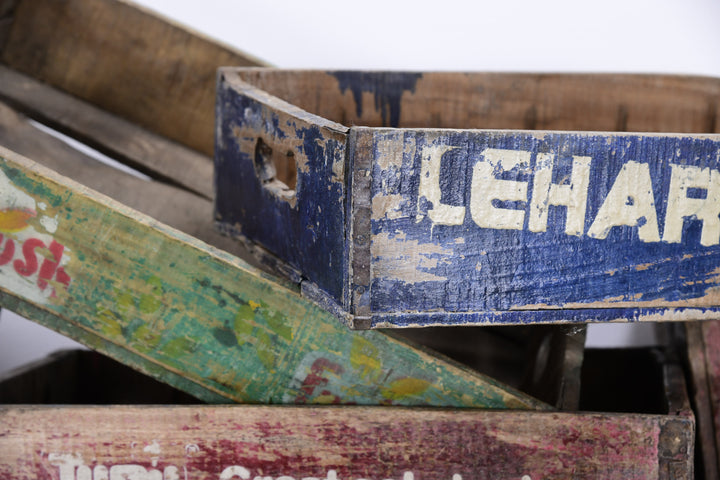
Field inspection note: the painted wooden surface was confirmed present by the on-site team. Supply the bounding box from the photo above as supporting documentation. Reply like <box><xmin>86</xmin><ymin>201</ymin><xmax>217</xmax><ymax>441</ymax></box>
<box><xmin>0</xmin><ymin>0</ymin><xmax>267</xmax><ymax>157</ymax></box>
<box><xmin>0</xmin><ymin>403</ymin><xmax>694</xmax><ymax>480</ymax></box>
<box><xmin>0</xmin><ymin>97</ymin><xmax>251</xmax><ymax>263</ymax></box>
<box><xmin>0</xmin><ymin>145</ymin><xmax>547</xmax><ymax>409</ymax></box>
<box><xmin>215</xmin><ymin>69</ymin><xmax>720</xmax><ymax>328</ymax></box>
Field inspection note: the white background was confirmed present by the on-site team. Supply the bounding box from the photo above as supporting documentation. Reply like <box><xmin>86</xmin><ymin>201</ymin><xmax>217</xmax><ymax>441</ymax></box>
<box><xmin>2</xmin><ymin>0</ymin><xmax>720</xmax><ymax>375</ymax></box>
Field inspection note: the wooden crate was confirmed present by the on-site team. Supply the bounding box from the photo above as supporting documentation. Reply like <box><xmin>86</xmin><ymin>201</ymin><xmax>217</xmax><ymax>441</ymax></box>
<box><xmin>0</xmin><ymin>0</ymin><xmax>564</xmax><ymax>409</ymax></box>
<box><xmin>214</xmin><ymin>69</ymin><xmax>720</xmax><ymax>328</ymax></box>
<box><xmin>0</xmin><ymin>346</ymin><xmax>696</xmax><ymax>479</ymax></box>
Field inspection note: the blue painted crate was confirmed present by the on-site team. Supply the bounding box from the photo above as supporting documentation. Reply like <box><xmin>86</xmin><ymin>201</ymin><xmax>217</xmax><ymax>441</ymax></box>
<box><xmin>215</xmin><ymin>69</ymin><xmax>720</xmax><ymax>328</ymax></box>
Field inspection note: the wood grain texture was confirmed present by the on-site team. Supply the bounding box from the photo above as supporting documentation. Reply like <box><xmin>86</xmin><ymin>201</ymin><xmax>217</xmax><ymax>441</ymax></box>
<box><xmin>216</xmin><ymin>69</ymin><xmax>720</xmax><ymax>327</ymax></box>
<box><xmin>0</xmin><ymin>66</ymin><xmax>213</xmax><ymax>198</ymax></box>
<box><xmin>0</xmin><ymin>99</ymin><xmax>251</xmax><ymax>263</ymax></box>
<box><xmin>0</xmin><ymin>0</ymin><xmax>267</xmax><ymax>157</ymax></box>
<box><xmin>0</xmin><ymin>145</ymin><xmax>546</xmax><ymax>409</ymax></box>
<box><xmin>0</xmin><ymin>404</ymin><xmax>693</xmax><ymax>480</ymax></box>
<box><xmin>686</xmin><ymin>320</ymin><xmax>720</xmax><ymax>479</ymax></box>
<box><xmin>684</xmin><ymin>323</ymin><xmax>718</xmax><ymax>480</ymax></box>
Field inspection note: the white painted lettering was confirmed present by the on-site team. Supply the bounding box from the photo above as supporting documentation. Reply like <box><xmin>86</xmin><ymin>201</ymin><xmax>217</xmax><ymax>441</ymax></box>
<box><xmin>77</xmin><ymin>466</ymin><xmax>93</xmax><ymax>480</ymax></box>
<box><xmin>220</xmin><ymin>466</ymin><xmax>251</xmax><ymax>480</ymax></box>
<box><xmin>528</xmin><ymin>153</ymin><xmax>591</xmax><ymax>236</ymax></box>
<box><xmin>663</xmin><ymin>164</ymin><xmax>720</xmax><ymax>246</ymax></box>
<box><xmin>49</xmin><ymin>453</ymin><xmax>84</xmax><ymax>480</ymax></box>
<box><xmin>110</xmin><ymin>465</ymin><xmax>149</xmax><ymax>480</ymax></box>
<box><xmin>94</xmin><ymin>466</ymin><xmax>109</xmax><ymax>480</ymax></box>
<box><xmin>418</xmin><ymin>145</ymin><xmax>465</xmax><ymax>225</ymax></box>
<box><xmin>587</xmin><ymin>161</ymin><xmax>660</xmax><ymax>242</ymax></box>
<box><xmin>470</xmin><ymin>148</ymin><xmax>531</xmax><ymax>230</ymax></box>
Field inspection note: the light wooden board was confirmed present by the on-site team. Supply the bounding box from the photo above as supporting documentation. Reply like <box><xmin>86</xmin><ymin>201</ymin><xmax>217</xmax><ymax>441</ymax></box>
<box><xmin>0</xmin><ymin>404</ymin><xmax>693</xmax><ymax>480</ymax></box>
<box><xmin>685</xmin><ymin>321</ymin><xmax>720</xmax><ymax>479</ymax></box>
<box><xmin>0</xmin><ymin>145</ymin><xmax>546</xmax><ymax>409</ymax></box>
<box><xmin>0</xmin><ymin>66</ymin><xmax>213</xmax><ymax>198</ymax></box>
<box><xmin>0</xmin><ymin>0</ymin><xmax>267</xmax><ymax>156</ymax></box>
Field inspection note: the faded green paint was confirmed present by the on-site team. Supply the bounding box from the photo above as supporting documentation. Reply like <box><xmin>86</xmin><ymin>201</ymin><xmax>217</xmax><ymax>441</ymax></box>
<box><xmin>0</xmin><ymin>148</ymin><xmax>549</xmax><ymax>409</ymax></box>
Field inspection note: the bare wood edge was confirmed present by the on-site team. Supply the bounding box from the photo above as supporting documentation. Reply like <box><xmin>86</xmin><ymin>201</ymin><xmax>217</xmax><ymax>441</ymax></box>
<box><xmin>116</xmin><ymin>0</ymin><xmax>269</xmax><ymax>68</ymax></box>
<box><xmin>0</xmin><ymin>66</ymin><xmax>213</xmax><ymax>199</ymax></box>
<box><xmin>659</xmin><ymin>363</ymin><xmax>696</xmax><ymax>479</ymax></box>
<box><xmin>220</xmin><ymin>69</ymin><xmax>349</xmax><ymax>136</ymax></box>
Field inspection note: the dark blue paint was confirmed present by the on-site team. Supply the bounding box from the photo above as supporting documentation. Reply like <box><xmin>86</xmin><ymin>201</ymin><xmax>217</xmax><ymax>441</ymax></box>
<box><xmin>370</xmin><ymin>130</ymin><xmax>720</xmax><ymax>318</ymax></box>
<box><xmin>331</xmin><ymin>72</ymin><xmax>423</xmax><ymax>127</ymax></box>
<box><xmin>214</xmin><ymin>80</ymin><xmax>347</xmax><ymax>302</ymax></box>
<box><xmin>369</xmin><ymin>307</ymin><xmax>720</xmax><ymax>328</ymax></box>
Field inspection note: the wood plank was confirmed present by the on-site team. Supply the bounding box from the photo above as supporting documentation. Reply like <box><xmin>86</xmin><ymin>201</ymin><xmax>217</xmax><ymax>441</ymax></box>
<box><xmin>233</xmin><ymin>69</ymin><xmax>720</xmax><ymax>133</ymax></box>
<box><xmin>0</xmin><ymin>66</ymin><xmax>213</xmax><ymax>198</ymax></box>
<box><xmin>0</xmin><ymin>0</ymin><xmax>267</xmax><ymax>156</ymax></box>
<box><xmin>216</xmin><ymin>70</ymin><xmax>720</xmax><ymax>327</ymax></box>
<box><xmin>0</xmin><ymin>145</ymin><xmax>546</xmax><ymax>409</ymax></box>
<box><xmin>0</xmin><ymin>404</ymin><xmax>693</xmax><ymax>480</ymax></box>
<box><xmin>0</xmin><ymin>100</ymin><xmax>251</xmax><ymax>263</ymax></box>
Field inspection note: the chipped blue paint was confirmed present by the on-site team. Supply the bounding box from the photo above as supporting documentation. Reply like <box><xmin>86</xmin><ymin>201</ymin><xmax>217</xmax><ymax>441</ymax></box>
<box><xmin>365</xmin><ymin>129</ymin><xmax>720</xmax><ymax>325</ymax></box>
<box><xmin>331</xmin><ymin>72</ymin><xmax>423</xmax><ymax>127</ymax></box>
<box><xmin>214</xmin><ymin>76</ymin><xmax>348</xmax><ymax>302</ymax></box>
<box><xmin>216</xmin><ymin>69</ymin><xmax>720</xmax><ymax>328</ymax></box>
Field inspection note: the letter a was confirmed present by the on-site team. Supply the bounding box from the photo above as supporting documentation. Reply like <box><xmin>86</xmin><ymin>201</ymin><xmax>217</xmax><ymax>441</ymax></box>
<box><xmin>587</xmin><ymin>161</ymin><xmax>660</xmax><ymax>242</ymax></box>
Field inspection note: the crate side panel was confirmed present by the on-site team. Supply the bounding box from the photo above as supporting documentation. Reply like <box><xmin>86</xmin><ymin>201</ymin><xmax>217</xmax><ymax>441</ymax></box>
<box><xmin>0</xmin><ymin>146</ymin><xmax>545</xmax><ymax>409</ymax></box>
<box><xmin>1</xmin><ymin>0</ymin><xmax>266</xmax><ymax>156</ymax></box>
<box><xmin>368</xmin><ymin>129</ymin><xmax>720</xmax><ymax>323</ymax></box>
<box><xmin>215</xmin><ymin>75</ymin><xmax>348</xmax><ymax>303</ymax></box>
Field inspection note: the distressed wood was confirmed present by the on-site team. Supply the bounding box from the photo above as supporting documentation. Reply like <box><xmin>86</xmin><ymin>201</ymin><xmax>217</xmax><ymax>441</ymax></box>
<box><xmin>0</xmin><ymin>0</ymin><xmax>267</xmax><ymax>157</ymax></box>
<box><xmin>0</xmin><ymin>66</ymin><xmax>213</xmax><ymax>198</ymax></box>
<box><xmin>685</xmin><ymin>320</ymin><xmax>720</xmax><ymax>479</ymax></box>
<box><xmin>0</xmin><ymin>99</ymin><xmax>253</xmax><ymax>263</ymax></box>
<box><xmin>0</xmin><ymin>402</ymin><xmax>693</xmax><ymax>480</ymax></box>
<box><xmin>0</xmin><ymin>145</ymin><xmax>546</xmax><ymax>409</ymax></box>
<box><xmin>215</xmin><ymin>69</ymin><xmax>720</xmax><ymax>328</ymax></box>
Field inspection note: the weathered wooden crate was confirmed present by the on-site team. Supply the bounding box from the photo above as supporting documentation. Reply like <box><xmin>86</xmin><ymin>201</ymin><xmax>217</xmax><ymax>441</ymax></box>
<box><xmin>0</xmin><ymin>345</ymin><xmax>696</xmax><ymax>479</ymax></box>
<box><xmin>215</xmin><ymin>69</ymin><xmax>720</xmax><ymax>328</ymax></box>
<box><xmin>684</xmin><ymin>320</ymin><xmax>720</xmax><ymax>479</ymax></box>
<box><xmin>0</xmin><ymin>0</ymin><xmax>565</xmax><ymax>409</ymax></box>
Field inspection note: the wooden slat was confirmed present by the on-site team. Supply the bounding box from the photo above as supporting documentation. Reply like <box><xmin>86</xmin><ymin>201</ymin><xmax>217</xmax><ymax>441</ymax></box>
<box><xmin>0</xmin><ymin>100</ymin><xmax>249</xmax><ymax>263</ymax></box>
<box><xmin>0</xmin><ymin>404</ymin><xmax>693</xmax><ymax>479</ymax></box>
<box><xmin>0</xmin><ymin>145</ymin><xmax>546</xmax><ymax>409</ymax></box>
<box><xmin>233</xmin><ymin>69</ymin><xmax>720</xmax><ymax>133</ymax></box>
<box><xmin>217</xmin><ymin>70</ymin><xmax>720</xmax><ymax>327</ymax></box>
<box><xmin>0</xmin><ymin>0</ymin><xmax>267</xmax><ymax>156</ymax></box>
<box><xmin>0</xmin><ymin>66</ymin><xmax>213</xmax><ymax>198</ymax></box>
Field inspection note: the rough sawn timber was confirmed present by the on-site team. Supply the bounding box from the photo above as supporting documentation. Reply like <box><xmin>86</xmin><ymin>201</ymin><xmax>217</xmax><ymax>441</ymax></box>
<box><xmin>0</xmin><ymin>0</ymin><xmax>267</xmax><ymax>157</ymax></box>
<box><xmin>215</xmin><ymin>69</ymin><xmax>720</xmax><ymax>328</ymax></box>
<box><xmin>0</xmin><ymin>145</ymin><xmax>546</xmax><ymax>409</ymax></box>
<box><xmin>0</xmin><ymin>403</ymin><xmax>693</xmax><ymax>480</ymax></box>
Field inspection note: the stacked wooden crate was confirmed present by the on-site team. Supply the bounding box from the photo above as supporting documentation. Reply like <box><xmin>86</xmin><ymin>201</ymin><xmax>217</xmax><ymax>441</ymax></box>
<box><xmin>0</xmin><ymin>0</ymin><xmax>711</xmax><ymax>478</ymax></box>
